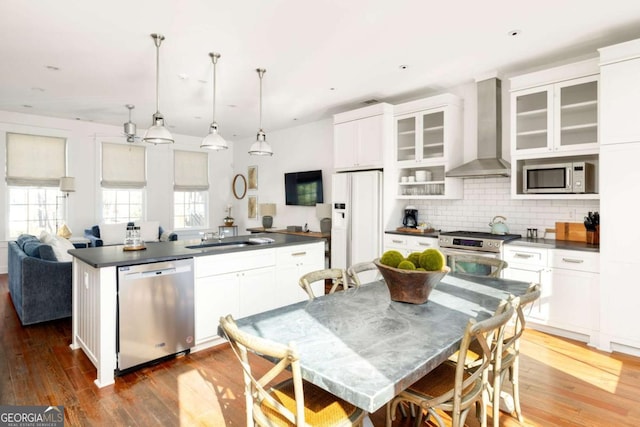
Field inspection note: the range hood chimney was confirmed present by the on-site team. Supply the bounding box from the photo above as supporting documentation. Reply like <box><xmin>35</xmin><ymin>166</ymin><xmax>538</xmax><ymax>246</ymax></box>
<box><xmin>446</xmin><ymin>77</ymin><xmax>510</xmax><ymax>178</ymax></box>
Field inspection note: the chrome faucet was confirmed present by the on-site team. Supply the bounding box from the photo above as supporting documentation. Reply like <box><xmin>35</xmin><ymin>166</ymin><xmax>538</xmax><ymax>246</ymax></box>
<box><xmin>201</xmin><ymin>231</ymin><xmax>223</xmax><ymax>243</ymax></box>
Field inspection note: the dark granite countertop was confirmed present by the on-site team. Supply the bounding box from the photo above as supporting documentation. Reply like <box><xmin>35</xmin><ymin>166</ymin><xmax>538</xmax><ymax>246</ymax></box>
<box><xmin>68</xmin><ymin>233</ymin><xmax>324</xmax><ymax>268</ymax></box>
<box><xmin>385</xmin><ymin>230</ymin><xmax>440</xmax><ymax>238</ymax></box>
<box><xmin>506</xmin><ymin>238</ymin><xmax>599</xmax><ymax>253</ymax></box>
<box><xmin>386</xmin><ymin>229</ymin><xmax>599</xmax><ymax>253</ymax></box>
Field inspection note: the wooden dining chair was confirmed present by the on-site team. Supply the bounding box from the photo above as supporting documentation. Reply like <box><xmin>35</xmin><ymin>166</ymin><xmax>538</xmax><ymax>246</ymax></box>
<box><xmin>386</xmin><ymin>299</ymin><xmax>516</xmax><ymax>427</ymax></box>
<box><xmin>346</xmin><ymin>261</ymin><xmax>380</xmax><ymax>287</ymax></box>
<box><xmin>489</xmin><ymin>283</ymin><xmax>541</xmax><ymax>425</ymax></box>
<box><xmin>449</xmin><ymin>254</ymin><xmax>508</xmax><ymax>278</ymax></box>
<box><xmin>219</xmin><ymin>314</ymin><xmax>366</xmax><ymax>427</ymax></box>
<box><xmin>299</xmin><ymin>268</ymin><xmax>350</xmax><ymax>300</ymax></box>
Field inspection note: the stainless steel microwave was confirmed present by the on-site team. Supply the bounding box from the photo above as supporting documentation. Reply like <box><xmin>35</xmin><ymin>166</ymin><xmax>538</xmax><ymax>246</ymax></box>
<box><xmin>523</xmin><ymin>162</ymin><xmax>595</xmax><ymax>194</ymax></box>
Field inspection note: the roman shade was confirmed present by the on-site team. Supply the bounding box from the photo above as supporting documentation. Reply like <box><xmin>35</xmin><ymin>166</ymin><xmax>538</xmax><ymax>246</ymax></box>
<box><xmin>6</xmin><ymin>133</ymin><xmax>66</xmax><ymax>186</ymax></box>
<box><xmin>101</xmin><ymin>142</ymin><xmax>146</xmax><ymax>188</ymax></box>
<box><xmin>174</xmin><ymin>150</ymin><xmax>209</xmax><ymax>191</ymax></box>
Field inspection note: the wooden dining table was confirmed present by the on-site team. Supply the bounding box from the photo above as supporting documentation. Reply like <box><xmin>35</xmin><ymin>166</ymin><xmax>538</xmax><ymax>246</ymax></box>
<box><xmin>233</xmin><ymin>272</ymin><xmax>531</xmax><ymax>413</ymax></box>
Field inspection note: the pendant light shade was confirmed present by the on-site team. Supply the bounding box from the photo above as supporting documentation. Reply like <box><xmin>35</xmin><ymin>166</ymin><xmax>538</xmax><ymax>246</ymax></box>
<box><xmin>201</xmin><ymin>52</ymin><xmax>228</xmax><ymax>150</ymax></box>
<box><xmin>249</xmin><ymin>68</ymin><xmax>273</xmax><ymax>156</ymax></box>
<box><xmin>143</xmin><ymin>33</ymin><xmax>174</xmax><ymax>145</ymax></box>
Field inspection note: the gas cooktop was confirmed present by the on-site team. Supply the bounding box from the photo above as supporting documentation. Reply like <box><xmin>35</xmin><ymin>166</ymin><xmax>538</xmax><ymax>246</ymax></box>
<box><xmin>438</xmin><ymin>231</ymin><xmax>522</xmax><ymax>253</ymax></box>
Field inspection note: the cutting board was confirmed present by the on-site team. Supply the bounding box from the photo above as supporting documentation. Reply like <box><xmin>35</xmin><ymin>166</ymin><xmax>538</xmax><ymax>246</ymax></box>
<box><xmin>396</xmin><ymin>227</ymin><xmax>436</xmax><ymax>234</ymax></box>
<box><xmin>555</xmin><ymin>222</ymin><xmax>587</xmax><ymax>242</ymax></box>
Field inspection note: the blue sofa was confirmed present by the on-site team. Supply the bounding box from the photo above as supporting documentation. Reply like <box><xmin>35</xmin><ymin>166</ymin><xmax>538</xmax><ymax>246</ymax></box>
<box><xmin>7</xmin><ymin>235</ymin><xmax>72</xmax><ymax>325</ymax></box>
<box><xmin>83</xmin><ymin>222</ymin><xmax>177</xmax><ymax>247</ymax></box>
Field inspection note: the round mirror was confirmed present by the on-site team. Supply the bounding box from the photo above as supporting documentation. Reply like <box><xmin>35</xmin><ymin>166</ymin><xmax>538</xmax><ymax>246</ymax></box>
<box><xmin>232</xmin><ymin>174</ymin><xmax>247</xmax><ymax>199</ymax></box>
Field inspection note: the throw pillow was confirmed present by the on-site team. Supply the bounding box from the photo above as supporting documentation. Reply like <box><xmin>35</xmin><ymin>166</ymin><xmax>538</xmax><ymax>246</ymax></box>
<box><xmin>23</xmin><ymin>240</ymin><xmax>44</xmax><ymax>258</ymax></box>
<box><xmin>137</xmin><ymin>221</ymin><xmax>160</xmax><ymax>243</ymax></box>
<box><xmin>40</xmin><ymin>231</ymin><xmax>74</xmax><ymax>262</ymax></box>
<box><xmin>99</xmin><ymin>223</ymin><xmax>128</xmax><ymax>245</ymax></box>
<box><xmin>16</xmin><ymin>234</ymin><xmax>38</xmax><ymax>251</ymax></box>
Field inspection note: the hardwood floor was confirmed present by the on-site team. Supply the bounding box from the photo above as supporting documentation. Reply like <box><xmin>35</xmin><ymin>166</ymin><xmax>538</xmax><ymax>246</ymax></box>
<box><xmin>2</xmin><ymin>273</ymin><xmax>640</xmax><ymax>426</ymax></box>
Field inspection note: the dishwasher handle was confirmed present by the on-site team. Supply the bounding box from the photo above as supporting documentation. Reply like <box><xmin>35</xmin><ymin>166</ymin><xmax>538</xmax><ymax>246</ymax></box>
<box><xmin>141</xmin><ymin>268</ymin><xmax>177</xmax><ymax>278</ymax></box>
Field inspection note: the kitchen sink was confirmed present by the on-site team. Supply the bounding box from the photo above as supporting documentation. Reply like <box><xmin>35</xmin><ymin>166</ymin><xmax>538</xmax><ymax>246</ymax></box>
<box><xmin>186</xmin><ymin>241</ymin><xmax>260</xmax><ymax>250</ymax></box>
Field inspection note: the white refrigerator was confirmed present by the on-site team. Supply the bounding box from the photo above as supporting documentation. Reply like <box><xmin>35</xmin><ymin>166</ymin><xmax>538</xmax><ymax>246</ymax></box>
<box><xmin>331</xmin><ymin>170</ymin><xmax>383</xmax><ymax>273</ymax></box>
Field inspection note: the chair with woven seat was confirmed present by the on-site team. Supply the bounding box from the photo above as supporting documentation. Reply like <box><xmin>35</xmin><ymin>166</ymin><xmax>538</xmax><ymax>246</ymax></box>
<box><xmin>219</xmin><ymin>314</ymin><xmax>366</xmax><ymax>427</ymax></box>
<box><xmin>299</xmin><ymin>268</ymin><xmax>351</xmax><ymax>300</ymax></box>
<box><xmin>449</xmin><ymin>254</ymin><xmax>508</xmax><ymax>278</ymax></box>
<box><xmin>346</xmin><ymin>261</ymin><xmax>380</xmax><ymax>287</ymax></box>
<box><xmin>486</xmin><ymin>283</ymin><xmax>541</xmax><ymax>425</ymax></box>
<box><xmin>386</xmin><ymin>298</ymin><xmax>516</xmax><ymax>427</ymax></box>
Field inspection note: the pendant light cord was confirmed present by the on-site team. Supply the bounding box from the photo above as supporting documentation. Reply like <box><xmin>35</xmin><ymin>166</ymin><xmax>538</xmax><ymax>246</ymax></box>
<box><xmin>211</xmin><ymin>53</ymin><xmax>220</xmax><ymax>122</ymax></box>
<box><xmin>257</xmin><ymin>68</ymin><xmax>266</xmax><ymax>130</ymax></box>
<box><xmin>152</xmin><ymin>34</ymin><xmax>164</xmax><ymax>115</ymax></box>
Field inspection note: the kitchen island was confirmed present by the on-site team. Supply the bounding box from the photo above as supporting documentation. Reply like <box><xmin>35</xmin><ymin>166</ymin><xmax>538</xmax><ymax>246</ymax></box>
<box><xmin>68</xmin><ymin>233</ymin><xmax>325</xmax><ymax>387</ymax></box>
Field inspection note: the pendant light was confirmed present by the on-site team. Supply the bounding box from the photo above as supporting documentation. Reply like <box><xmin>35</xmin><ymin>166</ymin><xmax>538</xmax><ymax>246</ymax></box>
<box><xmin>143</xmin><ymin>33</ymin><xmax>174</xmax><ymax>145</ymax></box>
<box><xmin>201</xmin><ymin>52</ymin><xmax>228</xmax><ymax>150</ymax></box>
<box><xmin>248</xmin><ymin>68</ymin><xmax>273</xmax><ymax>156</ymax></box>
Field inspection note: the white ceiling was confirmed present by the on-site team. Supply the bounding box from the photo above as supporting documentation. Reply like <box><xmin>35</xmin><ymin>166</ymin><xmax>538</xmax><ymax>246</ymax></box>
<box><xmin>2</xmin><ymin>0</ymin><xmax>640</xmax><ymax>142</ymax></box>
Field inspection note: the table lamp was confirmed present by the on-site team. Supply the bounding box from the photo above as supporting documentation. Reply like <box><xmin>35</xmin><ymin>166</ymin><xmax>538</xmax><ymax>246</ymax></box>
<box><xmin>316</xmin><ymin>203</ymin><xmax>332</xmax><ymax>234</ymax></box>
<box><xmin>259</xmin><ymin>203</ymin><xmax>276</xmax><ymax>229</ymax></box>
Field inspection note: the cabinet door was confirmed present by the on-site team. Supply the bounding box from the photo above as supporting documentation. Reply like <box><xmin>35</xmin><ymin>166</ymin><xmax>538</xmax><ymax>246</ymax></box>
<box><xmin>356</xmin><ymin>115</ymin><xmax>384</xmax><ymax>168</ymax></box>
<box><xmin>548</xmin><ymin>268</ymin><xmax>598</xmax><ymax>336</ymax></box>
<box><xmin>421</xmin><ymin>110</ymin><xmax>445</xmax><ymax>161</ymax></box>
<box><xmin>555</xmin><ymin>76</ymin><xmax>599</xmax><ymax>152</ymax></box>
<box><xmin>195</xmin><ymin>273</ymin><xmax>239</xmax><ymax>344</ymax></box>
<box><xmin>503</xmin><ymin>265</ymin><xmax>550</xmax><ymax>324</ymax></box>
<box><xmin>276</xmin><ymin>244</ymin><xmax>325</xmax><ymax>305</ymax></box>
<box><xmin>396</xmin><ymin>114</ymin><xmax>417</xmax><ymax>162</ymax></box>
<box><xmin>334</xmin><ymin>121</ymin><xmax>358</xmax><ymax>169</ymax></box>
<box><xmin>511</xmin><ymin>86</ymin><xmax>552</xmax><ymax>154</ymax></box>
<box><xmin>238</xmin><ymin>267</ymin><xmax>277</xmax><ymax>318</ymax></box>
<box><xmin>600</xmin><ymin>58</ymin><xmax>640</xmax><ymax>145</ymax></box>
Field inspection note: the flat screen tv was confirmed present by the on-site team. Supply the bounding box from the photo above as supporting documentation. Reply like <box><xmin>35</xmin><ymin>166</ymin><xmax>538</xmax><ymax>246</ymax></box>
<box><xmin>284</xmin><ymin>170</ymin><xmax>324</xmax><ymax>206</ymax></box>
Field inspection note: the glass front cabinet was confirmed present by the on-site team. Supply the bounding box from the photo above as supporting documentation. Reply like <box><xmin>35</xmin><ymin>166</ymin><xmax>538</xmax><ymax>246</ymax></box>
<box><xmin>393</xmin><ymin>94</ymin><xmax>463</xmax><ymax>199</ymax></box>
<box><xmin>512</xmin><ymin>75</ymin><xmax>599</xmax><ymax>156</ymax></box>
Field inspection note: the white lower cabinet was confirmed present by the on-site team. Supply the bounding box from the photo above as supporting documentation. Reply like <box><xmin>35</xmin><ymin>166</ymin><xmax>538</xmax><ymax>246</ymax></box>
<box><xmin>548</xmin><ymin>249</ymin><xmax>599</xmax><ymax>345</ymax></box>
<box><xmin>503</xmin><ymin>246</ymin><xmax>550</xmax><ymax>324</ymax></box>
<box><xmin>276</xmin><ymin>243</ymin><xmax>325</xmax><ymax>306</ymax></box>
<box><xmin>383</xmin><ymin>233</ymin><xmax>438</xmax><ymax>257</ymax></box>
<box><xmin>194</xmin><ymin>241</ymin><xmax>324</xmax><ymax>346</ymax></box>
<box><xmin>504</xmin><ymin>244</ymin><xmax>600</xmax><ymax>345</ymax></box>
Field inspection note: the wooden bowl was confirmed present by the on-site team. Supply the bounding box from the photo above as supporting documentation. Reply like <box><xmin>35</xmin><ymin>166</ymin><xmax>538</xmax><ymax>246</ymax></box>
<box><xmin>374</xmin><ymin>258</ymin><xmax>450</xmax><ymax>304</ymax></box>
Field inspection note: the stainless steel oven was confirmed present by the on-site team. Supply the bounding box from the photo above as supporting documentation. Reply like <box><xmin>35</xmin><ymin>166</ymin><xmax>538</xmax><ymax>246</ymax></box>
<box><xmin>438</xmin><ymin>231</ymin><xmax>521</xmax><ymax>277</ymax></box>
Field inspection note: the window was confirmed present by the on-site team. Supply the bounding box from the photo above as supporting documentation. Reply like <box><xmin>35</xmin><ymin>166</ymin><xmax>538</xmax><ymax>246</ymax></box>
<box><xmin>174</xmin><ymin>191</ymin><xmax>207</xmax><ymax>228</ymax></box>
<box><xmin>173</xmin><ymin>150</ymin><xmax>209</xmax><ymax>229</ymax></box>
<box><xmin>101</xmin><ymin>142</ymin><xmax>146</xmax><ymax>223</ymax></box>
<box><xmin>7</xmin><ymin>187</ymin><xmax>59</xmax><ymax>237</ymax></box>
<box><xmin>102</xmin><ymin>189</ymin><xmax>143</xmax><ymax>224</ymax></box>
<box><xmin>5</xmin><ymin>133</ymin><xmax>66</xmax><ymax>238</ymax></box>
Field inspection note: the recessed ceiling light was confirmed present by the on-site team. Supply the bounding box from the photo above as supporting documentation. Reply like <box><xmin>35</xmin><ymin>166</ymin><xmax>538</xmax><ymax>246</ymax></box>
<box><xmin>31</xmin><ymin>87</ymin><xmax>45</xmax><ymax>92</ymax></box>
<box><xmin>399</xmin><ymin>64</ymin><xmax>408</xmax><ymax>70</ymax></box>
<box><xmin>22</xmin><ymin>104</ymin><xmax>32</xmax><ymax>108</ymax></box>
<box><xmin>329</xmin><ymin>88</ymin><xmax>336</xmax><ymax>91</ymax></box>
<box><xmin>507</xmin><ymin>29</ymin><xmax>521</xmax><ymax>37</ymax></box>
<box><xmin>293</xmin><ymin>118</ymin><xmax>298</xmax><ymax>121</ymax></box>
<box><xmin>194</xmin><ymin>116</ymin><xmax>202</xmax><ymax>120</ymax></box>
<box><xmin>198</xmin><ymin>79</ymin><xmax>207</xmax><ymax>84</ymax></box>
<box><xmin>227</xmin><ymin>104</ymin><xmax>237</xmax><ymax>108</ymax></box>
<box><xmin>45</xmin><ymin>65</ymin><xmax>60</xmax><ymax>71</ymax></box>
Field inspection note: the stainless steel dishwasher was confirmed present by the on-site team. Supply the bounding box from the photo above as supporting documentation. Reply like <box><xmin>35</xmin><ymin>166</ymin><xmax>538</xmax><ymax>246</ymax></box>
<box><xmin>117</xmin><ymin>258</ymin><xmax>194</xmax><ymax>373</ymax></box>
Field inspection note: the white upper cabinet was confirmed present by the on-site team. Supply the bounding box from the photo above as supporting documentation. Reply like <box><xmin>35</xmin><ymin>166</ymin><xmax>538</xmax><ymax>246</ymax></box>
<box><xmin>511</xmin><ymin>70</ymin><xmax>599</xmax><ymax>157</ymax></box>
<box><xmin>599</xmin><ymin>38</ymin><xmax>640</xmax><ymax>145</ymax></box>
<box><xmin>393</xmin><ymin>94</ymin><xmax>463</xmax><ymax>199</ymax></box>
<box><xmin>333</xmin><ymin>103</ymin><xmax>393</xmax><ymax>171</ymax></box>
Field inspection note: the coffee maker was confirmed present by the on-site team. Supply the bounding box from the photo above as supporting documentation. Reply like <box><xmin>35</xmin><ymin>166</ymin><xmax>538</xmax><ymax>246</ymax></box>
<box><xmin>402</xmin><ymin>205</ymin><xmax>418</xmax><ymax>228</ymax></box>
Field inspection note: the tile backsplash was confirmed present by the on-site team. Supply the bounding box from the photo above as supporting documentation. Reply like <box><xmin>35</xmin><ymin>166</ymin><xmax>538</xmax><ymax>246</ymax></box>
<box><xmin>409</xmin><ymin>177</ymin><xmax>599</xmax><ymax>238</ymax></box>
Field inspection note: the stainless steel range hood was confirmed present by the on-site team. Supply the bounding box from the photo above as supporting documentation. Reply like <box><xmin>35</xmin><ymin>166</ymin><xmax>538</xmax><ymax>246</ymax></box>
<box><xmin>446</xmin><ymin>77</ymin><xmax>510</xmax><ymax>178</ymax></box>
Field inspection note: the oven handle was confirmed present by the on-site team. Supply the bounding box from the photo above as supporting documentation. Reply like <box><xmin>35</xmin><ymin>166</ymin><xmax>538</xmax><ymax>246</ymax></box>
<box><xmin>439</xmin><ymin>247</ymin><xmax>501</xmax><ymax>259</ymax></box>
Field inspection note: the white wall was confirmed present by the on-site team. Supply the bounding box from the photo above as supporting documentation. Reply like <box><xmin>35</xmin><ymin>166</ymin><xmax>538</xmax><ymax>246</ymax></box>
<box><xmin>0</xmin><ymin>110</ymin><xmax>234</xmax><ymax>243</ymax></box>
<box><xmin>231</xmin><ymin>119</ymin><xmax>334</xmax><ymax>233</ymax></box>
